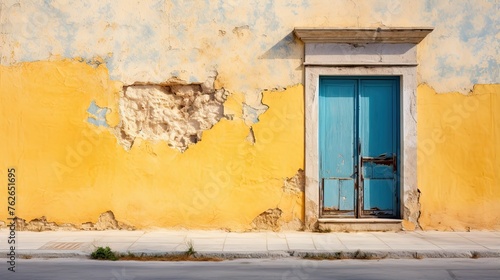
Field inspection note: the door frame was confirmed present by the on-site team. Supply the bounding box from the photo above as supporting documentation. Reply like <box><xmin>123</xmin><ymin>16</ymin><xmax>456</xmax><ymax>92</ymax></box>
<box><xmin>295</xmin><ymin>27</ymin><xmax>432</xmax><ymax>230</ymax></box>
<box><xmin>318</xmin><ymin>76</ymin><xmax>401</xmax><ymax>219</ymax></box>
<box><xmin>305</xmin><ymin>66</ymin><xmax>416</xmax><ymax>229</ymax></box>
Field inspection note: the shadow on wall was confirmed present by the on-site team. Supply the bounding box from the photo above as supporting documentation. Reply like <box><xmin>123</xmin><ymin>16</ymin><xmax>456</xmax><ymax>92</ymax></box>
<box><xmin>259</xmin><ymin>32</ymin><xmax>304</xmax><ymax>62</ymax></box>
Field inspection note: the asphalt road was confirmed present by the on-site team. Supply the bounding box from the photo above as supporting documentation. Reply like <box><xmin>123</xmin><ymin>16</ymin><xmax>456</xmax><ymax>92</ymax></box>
<box><xmin>1</xmin><ymin>258</ymin><xmax>499</xmax><ymax>280</ymax></box>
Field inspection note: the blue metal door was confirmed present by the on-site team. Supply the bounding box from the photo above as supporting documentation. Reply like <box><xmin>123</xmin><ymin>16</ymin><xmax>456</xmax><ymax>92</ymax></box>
<box><xmin>319</xmin><ymin>77</ymin><xmax>399</xmax><ymax>218</ymax></box>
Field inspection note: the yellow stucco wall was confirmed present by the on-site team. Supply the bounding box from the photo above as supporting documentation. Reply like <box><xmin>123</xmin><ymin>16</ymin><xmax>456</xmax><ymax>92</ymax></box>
<box><xmin>0</xmin><ymin>60</ymin><xmax>304</xmax><ymax>230</ymax></box>
<box><xmin>1</xmin><ymin>60</ymin><xmax>499</xmax><ymax>230</ymax></box>
<box><xmin>417</xmin><ymin>84</ymin><xmax>500</xmax><ymax>230</ymax></box>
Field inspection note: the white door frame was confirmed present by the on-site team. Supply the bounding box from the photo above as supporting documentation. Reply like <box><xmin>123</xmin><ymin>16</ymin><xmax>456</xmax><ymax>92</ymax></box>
<box><xmin>294</xmin><ymin>27</ymin><xmax>433</xmax><ymax>229</ymax></box>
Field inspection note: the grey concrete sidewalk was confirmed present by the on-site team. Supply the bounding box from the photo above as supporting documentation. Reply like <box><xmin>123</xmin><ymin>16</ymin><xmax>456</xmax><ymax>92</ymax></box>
<box><xmin>1</xmin><ymin>229</ymin><xmax>499</xmax><ymax>259</ymax></box>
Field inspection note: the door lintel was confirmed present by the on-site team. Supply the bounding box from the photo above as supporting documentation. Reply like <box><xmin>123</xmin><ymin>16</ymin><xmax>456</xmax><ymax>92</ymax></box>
<box><xmin>293</xmin><ymin>27</ymin><xmax>434</xmax><ymax>44</ymax></box>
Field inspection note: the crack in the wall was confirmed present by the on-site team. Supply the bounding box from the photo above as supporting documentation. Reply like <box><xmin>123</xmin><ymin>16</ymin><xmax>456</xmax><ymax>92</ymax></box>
<box><xmin>246</xmin><ymin>126</ymin><xmax>255</xmax><ymax>144</ymax></box>
<box><xmin>115</xmin><ymin>75</ymin><xmax>230</xmax><ymax>152</ymax></box>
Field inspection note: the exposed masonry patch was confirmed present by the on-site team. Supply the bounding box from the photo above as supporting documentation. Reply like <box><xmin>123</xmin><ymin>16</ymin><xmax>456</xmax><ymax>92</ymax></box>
<box><xmin>115</xmin><ymin>75</ymin><xmax>230</xmax><ymax>152</ymax></box>
<box><xmin>3</xmin><ymin>211</ymin><xmax>135</xmax><ymax>231</ymax></box>
<box><xmin>283</xmin><ymin>169</ymin><xmax>305</xmax><ymax>194</ymax></box>
<box><xmin>251</xmin><ymin>208</ymin><xmax>283</xmax><ymax>232</ymax></box>
<box><xmin>281</xmin><ymin>218</ymin><xmax>304</xmax><ymax>231</ymax></box>
<box><xmin>404</xmin><ymin>189</ymin><xmax>422</xmax><ymax>230</ymax></box>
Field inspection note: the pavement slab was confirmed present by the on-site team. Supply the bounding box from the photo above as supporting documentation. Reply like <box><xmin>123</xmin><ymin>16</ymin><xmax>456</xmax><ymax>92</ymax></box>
<box><xmin>0</xmin><ymin>229</ymin><xmax>499</xmax><ymax>260</ymax></box>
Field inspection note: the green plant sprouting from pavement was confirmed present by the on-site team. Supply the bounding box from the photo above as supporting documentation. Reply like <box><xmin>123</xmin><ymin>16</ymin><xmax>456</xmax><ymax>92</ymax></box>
<box><xmin>90</xmin><ymin>246</ymin><xmax>119</xmax><ymax>261</ymax></box>
<box><xmin>185</xmin><ymin>240</ymin><xmax>196</xmax><ymax>256</ymax></box>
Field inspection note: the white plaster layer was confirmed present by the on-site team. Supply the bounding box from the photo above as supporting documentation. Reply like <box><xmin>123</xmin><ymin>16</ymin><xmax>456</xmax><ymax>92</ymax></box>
<box><xmin>0</xmin><ymin>0</ymin><xmax>497</xmax><ymax>94</ymax></box>
<box><xmin>305</xmin><ymin>43</ymin><xmax>417</xmax><ymax>65</ymax></box>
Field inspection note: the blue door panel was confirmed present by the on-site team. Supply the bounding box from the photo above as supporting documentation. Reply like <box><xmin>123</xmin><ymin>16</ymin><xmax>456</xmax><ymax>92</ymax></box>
<box><xmin>363</xmin><ymin>180</ymin><xmax>395</xmax><ymax>212</ymax></box>
<box><xmin>359</xmin><ymin>80</ymin><xmax>396</xmax><ymax>157</ymax></box>
<box><xmin>319</xmin><ymin>80</ymin><xmax>356</xmax><ymax>179</ymax></box>
<box><xmin>359</xmin><ymin>79</ymin><xmax>399</xmax><ymax>217</ymax></box>
<box><xmin>323</xmin><ymin>179</ymin><xmax>355</xmax><ymax>214</ymax></box>
<box><xmin>323</xmin><ymin>179</ymin><xmax>339</xmax><ymax>210</ymax></box>
<box><xmin>339</xmin><ymin>180</ymin><xmax>355</xmax><ymax>210</ymax></box>
<box><xmin>319</xmin><ymin>79</ymin><xmax>357</xmax><ymax>216</ymax></box>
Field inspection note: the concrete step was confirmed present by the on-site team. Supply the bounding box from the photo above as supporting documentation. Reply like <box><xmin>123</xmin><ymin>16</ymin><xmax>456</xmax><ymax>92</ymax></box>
<box><xmin>318</xmin><ymin>218</ymin><xmax>403</xmax><ymax>232</ymax></box>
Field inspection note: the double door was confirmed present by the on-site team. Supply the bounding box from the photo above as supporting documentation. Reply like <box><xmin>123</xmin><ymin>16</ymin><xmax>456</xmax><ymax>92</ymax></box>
<box><xmin>319</xmin><ymin>77</ymin><xmax>400</xmax><ymax>218</ymax></box>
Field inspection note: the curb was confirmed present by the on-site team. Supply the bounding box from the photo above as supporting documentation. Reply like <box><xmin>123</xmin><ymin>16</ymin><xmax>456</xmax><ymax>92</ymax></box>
<box><xmin>2</xmin><ymin>250</ymin><xmax>499</xmax><ymax>260</ymax></box>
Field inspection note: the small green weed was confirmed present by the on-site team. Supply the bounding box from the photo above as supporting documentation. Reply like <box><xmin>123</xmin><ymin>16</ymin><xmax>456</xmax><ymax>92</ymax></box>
<box><xmin>90</xmin><ymin>246</ymin><xmax>118</xmax><ymax>261</ymax></box>
<box><xmin>185</xmin><ymin>240</ymin><xmax>196</xmax><ymax>256</ymax></box>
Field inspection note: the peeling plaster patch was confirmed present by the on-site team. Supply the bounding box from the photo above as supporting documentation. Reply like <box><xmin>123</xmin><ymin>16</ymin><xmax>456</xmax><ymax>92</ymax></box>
<box><xmin>232</xmin><ymin>25</ymin><xmax>250</xmax><ymax>37</ymax></box>
<box><xmin>87</xmin><ymin>100</ymin><xmax>109</xmax><ymax>127</ymax></box>
<box><xmin>14</xmin><ymin>216</ymin><xmax>62</xmax><ymax>231</ymax></box>
<box><xmin>242</xmin><ymin>102</ymin><xmax>269</xmax><ymax>126</ymax></box>
<box><xmin>83</xmin><ymin>210</ymin><xmax>135</xmax><ymax>230</ymax></box>
<box><xmin>283</xmin><ymin>169</ymin><xmax>305</xmax><ymax>194</ymax></box>
<box><xmin>251</xmin><ymin>208</ymin><xmax>283</xmax><ymax>231</ymax></box>
<box><xmin>281</xmin><ymin>218</ymin><xmax>304</xmax><ymax>231</ymax></box>
<box><xmin>11</xmin><ymin>211</ymin><xmax>135</xmax><ymax>231</ymax></box>
<box><xmin>242</xmin><ymin>89</ymin><xmax>269</xmax><ymax>125</ymax></box>
<box><xmin>94</xmin><ymin>210</ymin><xmax>128</xmax><ymax>230</ymax></box>
<box><xmin>404</xmin><ymin>189</ymin><xmax>422</xmax><ymax>230</ymax></box>
<box><xmin>305</xmin><ymin>198</ymin><xmax>319</xmax><ymax>230</ymax></box>
<box><xmin>115</xmin><ymin>77</ymin><xmax>230</xmax><ymax>152</ymax></box>
<box><xmin>77</xmin><ymin>55</ymin><xmax>111</xmax><ymax>69</ymax></box>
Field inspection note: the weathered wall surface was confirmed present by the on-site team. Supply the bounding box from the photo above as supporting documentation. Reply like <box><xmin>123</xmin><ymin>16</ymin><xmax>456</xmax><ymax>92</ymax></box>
<box><xmin>417</xmin><ymin>84</ymin><xmax>500</xmax><ymax>231</ymax></box>
<box><xmin>1</xmin><ymin>1</ymin><xmax>497</xmax><ymax>96</ymax></box>
<box><xmin>0</xmin><ymin>60</ymin><xmax>304</xmax><ymax>230</ymax></box>
<box><xmin>0</xmin><ymin>0</ymin><xmax>498</xmax><ymax>230</ymax></box>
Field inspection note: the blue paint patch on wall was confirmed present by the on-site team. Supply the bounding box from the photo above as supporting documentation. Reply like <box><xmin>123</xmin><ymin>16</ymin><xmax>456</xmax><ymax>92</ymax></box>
<box><xmin>140</xmin><ymin>25</ymin><xmax>155</xmax><ymax>40</ymax></box>
<box><xmin>97</xmin><ymin>2</ymin><xmax>114</xmax><ymax>18</ymax></box>
<box><xmin>87</xmin><ymin>100</ymin><xmax>109</xmax><ymax>127</ymax></box>
<box><xmin>150</xmin><ymin>0</ymin><xmax>164</xmax><ymax>11</ymax></box>
<box><xmin>43</xmin><ymin>1</ymin><xmax>77</xmax><ymax>59</ymax></box>
<box><xmin>243</xmin><ymin>104</ymin><xmax>261</xmax><ymax>124</ymax></box>
<box><xmin>189</xmin><ymin>75</ymin><xmax>199</xmax><ymax>83</ymax></box>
